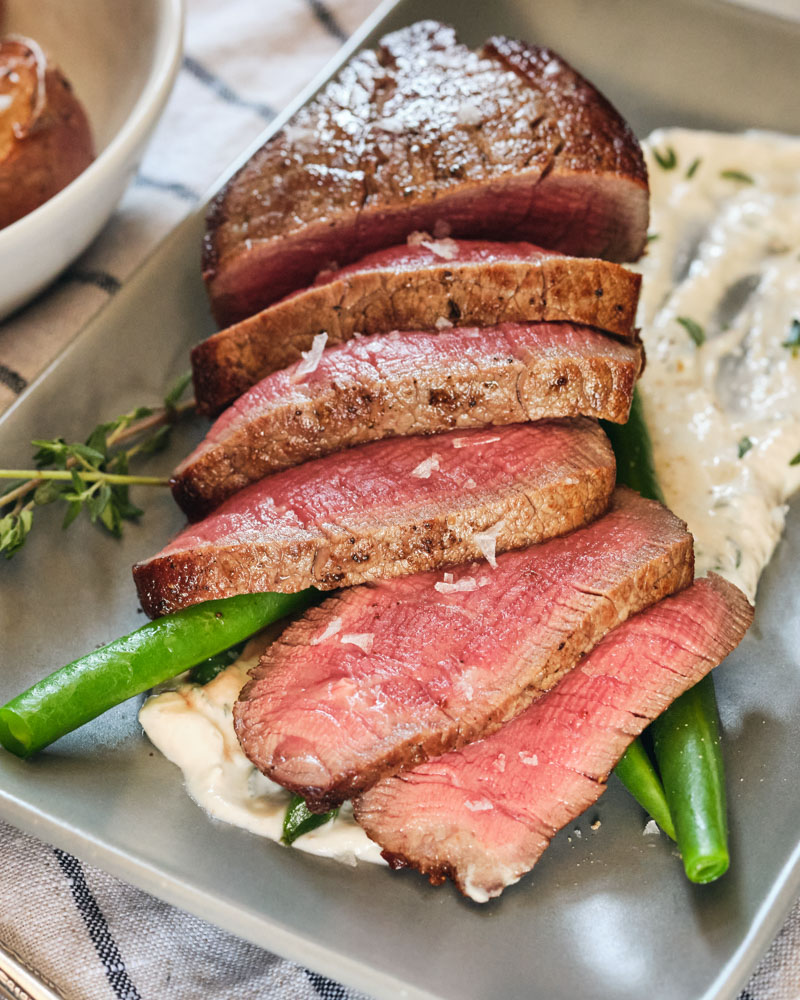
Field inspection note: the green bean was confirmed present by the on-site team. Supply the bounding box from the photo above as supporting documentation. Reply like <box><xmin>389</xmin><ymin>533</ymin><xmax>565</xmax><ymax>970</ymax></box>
<box><xmin>603</xmin><ymin>387</ymin><xmax>730</xmax><ymax>882</ymax></box>
<box><xmin>188</xmin><ymin>641</ymin><xmax>248</xmax><ymax>685</ymax></box>
<box><xmin>602</xmin><ymin>389</ymin><xmax>666</xmax><ymax>505</ymax></box>
<box><xmin>0</xmin><ymin>590</ymin><xmax>314</xmax><ymax>758</ymax></box>
<box><xmin>614</xmin><ymin>739</ymin><xmax>676</xmax><ymax>841</ymax></box>
<box><xmin>282</xmin><ymin>794</ymin><xmax>339</xmax><ymax>845</ymax></box>
<box><xmin>651</xmin><ymin>676</ymin><xmax>729</xmax><ymax>882</ymax></box>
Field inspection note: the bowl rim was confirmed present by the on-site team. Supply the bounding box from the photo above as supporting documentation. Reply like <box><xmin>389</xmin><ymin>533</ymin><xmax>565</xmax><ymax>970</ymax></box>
<box><xmin>0</xmin><ymin>0</ymin><xmax>186</xmax><ymax>248</ymax></box>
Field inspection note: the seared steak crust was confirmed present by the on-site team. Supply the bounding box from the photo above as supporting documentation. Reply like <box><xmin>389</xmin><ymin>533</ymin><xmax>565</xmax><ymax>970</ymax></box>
<box><xmin>354</xmin><ymin>576</ymin><xmax>753</xmax><ymax>901</ymax></box>
<box><xmin>175</xmin><ymin>322</ymin><xmax>643</xmax><ymax>520</ymax></box>
<box><xmin>135</xmin><ymin>420</ymin><xmax>615</xmax><ymax>617</ymax></box>
<box><xmin>204</xmin><ymin>22</ymin><xmax>649</xmax><ymax>325</ymax></box>
<box><xmin>234</xmin><ymin>490</ymin><xmax>693</xmax><ymax>811</ymax></box>
<box><xmin>192</xmin><ymin>241</ymin><xmax>642</xmax><ymax>414</ymax></box>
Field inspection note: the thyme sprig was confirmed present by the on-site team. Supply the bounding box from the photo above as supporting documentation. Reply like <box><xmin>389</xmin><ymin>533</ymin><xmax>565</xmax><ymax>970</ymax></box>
<box><xmin>0</xmin><ymin>373</ymin><xmax>194</xmax><ymax>559</ymax></box>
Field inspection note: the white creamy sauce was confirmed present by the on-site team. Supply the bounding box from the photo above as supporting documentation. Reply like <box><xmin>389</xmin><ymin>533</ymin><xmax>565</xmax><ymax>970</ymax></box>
<box><xmin>141</xmin><ymin>127</ymin><xmax>800</xmax><ymax>866</ymax></box>
<box><xmin>139</xmin><ymin>634</ymin><xmax>386</xmax><ymax>866</ymax></box>
<box><xmin>637</xmin><ymin>129</ymin><xmax>800</xmax><ymax>598</ymax></box>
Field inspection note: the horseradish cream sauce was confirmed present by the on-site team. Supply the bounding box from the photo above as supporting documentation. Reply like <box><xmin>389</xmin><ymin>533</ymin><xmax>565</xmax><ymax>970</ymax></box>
<box><xmin>139</xmin><ymin>634</ymin><xmax>385</xmax><ymax>866</ymax></box>
<box><xmin>141</xmin><ymin>128</ymin><xmax>800</xmax><ymax>864</ymax></box>
<box><xmin>637</xmin><ymin>129</ymin><xmax>800</xmax><ymax>599</ymax></box>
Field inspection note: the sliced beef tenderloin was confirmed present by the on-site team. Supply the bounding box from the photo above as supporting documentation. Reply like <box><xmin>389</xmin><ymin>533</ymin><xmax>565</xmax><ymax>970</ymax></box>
<box><xmin>176</xmin><ymin>323</ymin><xmax>643</xmax><ymax>520</ymax></box>
<box><xmin>192</xmin><ymin>240</ymin><xmax>641</xmax><ymax>413</ymax></box>
<box><xmin>233</xmin><ymin>489</ymin><xmax>693</xmax><ymax>812</ymax></box>
<box><xmin>134</xmin><ymin>419</ymin><xmax>614</xmax><ymax>618</ymax></box>
<box><xmin>354</xmin><ymin>575</ymin><xmax>753</xmax><ymax>901</ymax></box>
<box><xmin>204</xmin><ymin>21</ymin><xmax>649</xmax><ymax>326</ymax></box>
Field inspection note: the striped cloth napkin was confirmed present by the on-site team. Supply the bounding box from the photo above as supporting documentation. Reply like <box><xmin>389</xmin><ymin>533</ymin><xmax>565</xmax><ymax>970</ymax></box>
<box><xmin>0</xmin><ymin>1</ymin><xmax>797</xmax><ymax>998</ymax></box>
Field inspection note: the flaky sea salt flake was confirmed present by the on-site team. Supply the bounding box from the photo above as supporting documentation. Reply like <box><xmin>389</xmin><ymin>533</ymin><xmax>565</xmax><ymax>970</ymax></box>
<box><xmin>339</xmin><ymin>633</ymin><xmax>374</xmax><ymax>654</ymax></box>
<box><xmin>310</xmin><ymin>617</ymin><xmax>343</xmax><ymax>645</ymax></box>
<box><xmin>456</xmin><ymin>101</ymin><xmax>483</xmax><ymax>126</ymax></box>
<box><xmin>464</xmin><ymin>799</ymin><xmax>493</xmax><ymax>812</ymax></box>
<box><xmin>410</xmin><ymin>453</ymin><xmax>441</xmax><ymax>479</ymax></box>
<box><xmin>434</xmin><ymin>577</ymin><xmax>478</xmax><ymax>594</ymax></box>
<box><xmin>474</xmin><ymin>519</ymin><xmax>505</xmax><ymax>569</ymax></box>
<box><xmin>292</xmin><ymin>332</ymin><xmax>328</xmax><ymax>381</ymax></box>
<box><xmin>406</xmin><ymin>230</ymin><xmax>433</xmax><ymax>246</ymax></box>
<box><xmin>452</xmin><ymin>434</ymin><xmax>501</xmax><ymax>449</ymax></box>
<box><xmin>420</xmin><ymin>238</ymin><xmax>459</xmax><ymax>260</ymax></box>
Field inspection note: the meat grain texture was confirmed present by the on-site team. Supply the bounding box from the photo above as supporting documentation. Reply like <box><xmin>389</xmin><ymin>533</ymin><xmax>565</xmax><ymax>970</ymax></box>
<box><xmin>193</xmin><ymin>240</ymin><xmax>642</xmax><ymax>413</ymax></box>
<box><xmin>175</xmin><ymin>322</ymin><xmax>643</xmax><ymax>519</ymax></box>
<box><xmin>204</xmin><ymin>21</ymin><xmax>649</xmax><ymax>324</ymax></box>
<box><xmin>355</xmin><ymin>575</ymin><xmax>753</xmax><ymax>901</ymax></box>
<box><xmin>234</xmin><ymin>490</ymin><xmax>694</xmax><ymax>811</ymax></box>
<box><xmin>136</xmin><ymin>420</ymin><xmax>615</xmax><ymax>617</ymax></box>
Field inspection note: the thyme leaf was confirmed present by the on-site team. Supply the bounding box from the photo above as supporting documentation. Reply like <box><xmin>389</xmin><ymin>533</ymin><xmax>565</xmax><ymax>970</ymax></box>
<box><xmin>0</xmin><ymin>372</ymin><xmax>195</xmax><ymax>558</ymax></box>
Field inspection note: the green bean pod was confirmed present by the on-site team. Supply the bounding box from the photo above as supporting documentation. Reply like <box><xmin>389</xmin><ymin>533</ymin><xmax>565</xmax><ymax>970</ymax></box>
<box><xmin>650</xmin><ymin>675</ymin><xmax>729</xmax><ymax>883</ymax></box>
<box><xmin>603</xmin><ymin>387</ymin><xmax>730</xmax><ymax>882</ymax></box>
<box><xmin>613</xmin><ymin>739</ymin><xmax>676</xmax><ymax>841</ymax></box>
<box><xmin>0</xmin><ymin>590</ymin><xmax>314</xmax><ymax>758</ymax></box>
<box><xmin>282</xmin><ymin>795</ymin><xmax>339</xmax><ymax>845</ymax></box>
<box><xmin>602</xmin><ymin>389</ymin><xmax>666</xmax><ymax>505</ymax></box>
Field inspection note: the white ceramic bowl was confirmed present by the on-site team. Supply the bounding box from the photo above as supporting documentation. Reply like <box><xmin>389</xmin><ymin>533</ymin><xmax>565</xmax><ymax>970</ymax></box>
<box><xmin>0</xmin><ymin>0</ymin><xmax>185</xmax><ymax>320</ymax></box>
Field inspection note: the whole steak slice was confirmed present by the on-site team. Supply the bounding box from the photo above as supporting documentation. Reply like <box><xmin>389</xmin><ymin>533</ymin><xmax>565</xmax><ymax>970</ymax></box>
<box><xmin>204</xmin><ymin>21</ymin><xmax>649</xmax><ymax>325</ymax></box>
<box><xmin>354</xmin><ymin>575</ymin><xmax>753</xmax><ymax>901</ymax></box>
<box><xmin>175</xmin><ymin>322</ymin><xmax>643</xmax><ymax>520</ymax></box>
<box><xmin>192</xmin><ymin>240</ymin><xmax>642</xmax><ymax>413</ymax></box>
<box><xmin>134</xmin><ymin>419</ymin><xmax>614</xmax><ymax>618</ymax></box>
<box><xmin>233</xmin><ymin>489</ymin><xmax>693</xmax><ymax>811</ymax></box>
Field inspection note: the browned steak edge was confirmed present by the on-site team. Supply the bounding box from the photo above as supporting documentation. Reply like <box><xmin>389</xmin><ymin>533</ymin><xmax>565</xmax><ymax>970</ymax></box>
<box><xmin>242</xmin><ymin>523</ymin><xmax>694</xmax><ymax>812</ymax></box>
<box><xmin>203</xmin><ymin>24</ymin><xmax>649</xmax><ymax>325</ymax></box>
<box><xmin>176</xmin><ymin>339</ymin><xmax>642</xmax><ymax>520</ymax></box>
<box><xmin>136</xmin><ymin>453</ymin><xmax>615</xmax><ymax>619</ymax></box>
<box><xmin>192</xmin><ymin>256</ymin><xmax>641</xmax><ymax>415</ymax></box>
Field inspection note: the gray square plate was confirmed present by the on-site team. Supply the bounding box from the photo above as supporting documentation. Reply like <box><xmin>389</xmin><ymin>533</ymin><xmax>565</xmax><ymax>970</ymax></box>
<box><xmin>1</xmin><ymin>1</ymin><xmax>799</xmax><ymax>997</ymax></box>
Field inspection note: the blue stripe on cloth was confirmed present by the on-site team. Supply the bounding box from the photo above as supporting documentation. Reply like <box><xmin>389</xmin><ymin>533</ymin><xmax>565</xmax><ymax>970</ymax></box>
<box><xmin>305</xmin><ymin>0</ymin><xmax>348</xmax><ymax>42</ymax></box>
<box><xmin>305</xmin><ymin>969</ymin><xmax>349</xmax><ymax>999</ymax></box>
<box><xmin>54</xmin><ymin>850</ymin><xmax>142</xmax><ymax>1000</ymax></box>
<box><xmin>135</xmin><ymin>174</ymin><xmax>201</xmax><ymax>203</ymax></box>
<box><xmin>182</xmin><ymin>55</ymin><xmax>277</xmax><ymax>121</ymax></box>
<box><xmin>0</xmin><ymin>364</ymin><xmax>27</xmax><ymax>394</ymax></box>
<box><xmin>65</xmin><ymin>269</ymin><xmax>122</xmax><ymax>295</ymax></box>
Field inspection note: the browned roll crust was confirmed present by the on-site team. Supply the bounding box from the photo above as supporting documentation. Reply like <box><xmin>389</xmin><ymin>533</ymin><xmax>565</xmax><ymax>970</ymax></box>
<box><xmin>0</xmin><ymin>36</ymin><xmax>94</xmax><ymax>229</ymax></box>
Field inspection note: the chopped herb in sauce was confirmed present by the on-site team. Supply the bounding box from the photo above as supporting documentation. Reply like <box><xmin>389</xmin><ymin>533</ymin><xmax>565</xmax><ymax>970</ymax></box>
<box><xmin>720</xmin><ymin>169</ymin><xmax>754</xmax><ymax>184</ymax></box>
<box><xmin>782</xmin><ymin>319</ymin><xmax>800</xmax><ymax>357</ymax></box>
<box><xmin>686</xmin><ymin>157</ymin><xmax>701</xmax><ymax>179</ymax></box>
<box><xmin>790</xmin><ymin>452</ymin><xmax>800</xmax><ymax>467</ymax></box>
<box><xmin>676</xmin><ymin>316</ymin><xmax>706</xmax><ymax>347</ymax></box>
<box><xmin>282</xmin><ymin>795</ymin><xmax>338</xmax><ymax>845</ymax></box>
<box><xmin>653</xmin><ymin>146</ymin><xmax>678</xmax><ymax>170</ymax></box>
<box><xmin>646</xmin><ymin>232</ymin><xmax>660</xmax><ymax>243</ymax></box>
<box><xmin>737</xmin><ymin>436</ymin><xmax>753</xmax><ymax>459</ymax></box>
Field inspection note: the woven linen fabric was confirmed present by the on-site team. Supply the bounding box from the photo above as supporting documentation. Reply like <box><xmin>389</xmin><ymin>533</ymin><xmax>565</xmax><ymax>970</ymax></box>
<box><xmin>0</xmin><ymin>0</ymin><xmax>797</xmax><ymax>998</ymax></box>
